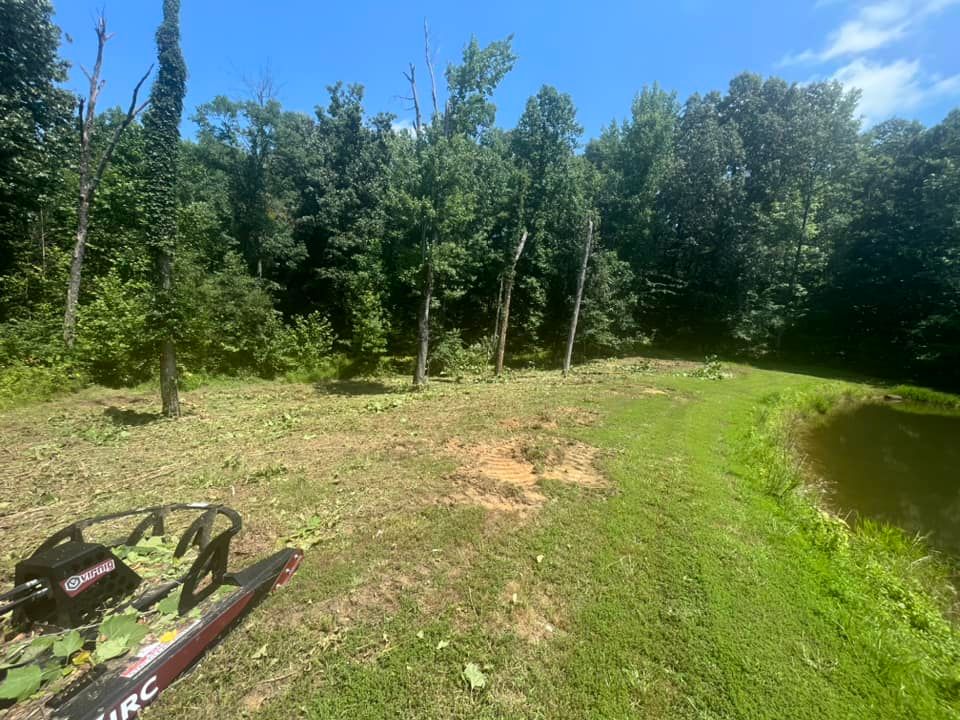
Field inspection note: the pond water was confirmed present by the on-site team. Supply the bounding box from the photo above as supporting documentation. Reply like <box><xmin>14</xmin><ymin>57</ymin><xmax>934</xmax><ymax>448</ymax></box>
<box><xmin>804</xmin><ymin>402</ymin><xmax>960</xmax><ymax>556</ymax></box>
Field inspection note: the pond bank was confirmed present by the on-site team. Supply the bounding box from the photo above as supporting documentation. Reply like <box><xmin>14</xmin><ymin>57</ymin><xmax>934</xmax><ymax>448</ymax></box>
<box><xmin>804</xmin><ymin>401</ymin><xmax>960</xmax><ymax>557</ymax></box>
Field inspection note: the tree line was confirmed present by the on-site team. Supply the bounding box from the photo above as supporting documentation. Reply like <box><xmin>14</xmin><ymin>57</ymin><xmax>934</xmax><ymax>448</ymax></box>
<box><xmin>2</xmin><ymin>0</ymin><xmax>959</xmax><ymax>412</ymax></box>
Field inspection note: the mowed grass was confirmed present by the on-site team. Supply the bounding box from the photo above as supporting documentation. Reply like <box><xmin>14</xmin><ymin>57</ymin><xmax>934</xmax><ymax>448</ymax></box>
<box><xmin>1</xmin><ymin>360</ymin><xmax>958</xmax><ymax>719</ymax></box>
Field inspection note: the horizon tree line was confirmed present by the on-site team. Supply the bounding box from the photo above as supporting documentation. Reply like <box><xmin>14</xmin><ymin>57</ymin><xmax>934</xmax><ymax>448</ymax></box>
<box><xmin>1</xmin><ymin>0</ymin><xmax>958</xmax><ymax>406</ymax></box>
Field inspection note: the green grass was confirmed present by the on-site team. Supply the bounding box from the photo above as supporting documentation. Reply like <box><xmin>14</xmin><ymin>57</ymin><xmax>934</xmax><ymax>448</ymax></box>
<box><xmin>890</xmin><ymin>384</ymin><xmax>960</xmax><ymax>411</ymax></box>
<box><xmin>1</xmin><ymin>358</ymin><xmax>958</xmax><ymax>718</ymax></box>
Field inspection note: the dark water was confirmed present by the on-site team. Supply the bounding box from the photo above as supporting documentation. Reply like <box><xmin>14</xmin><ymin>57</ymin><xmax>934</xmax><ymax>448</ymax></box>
<box><xmin>804</xmin><ymin>403</ymin><xmax>960</xmax><ymax>556</ymax></box>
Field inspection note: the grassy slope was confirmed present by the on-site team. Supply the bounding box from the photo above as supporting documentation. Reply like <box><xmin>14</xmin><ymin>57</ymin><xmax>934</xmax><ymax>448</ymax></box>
<box><xmin>1</xmin><ymin>361</ymin><xmax>957</xmax><ymax>718</ymax></box>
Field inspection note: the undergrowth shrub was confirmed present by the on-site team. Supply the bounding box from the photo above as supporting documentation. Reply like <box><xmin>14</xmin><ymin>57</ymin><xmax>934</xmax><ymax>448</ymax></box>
<box><xmin>276</xmin><ymin>311</ymin><xmax>336</xmax><ymax>374</ymax></box>
<box><xmin>0</xmin><ymin>310</ymin><xmax>89</xmax><ymax>408</ymax></box>
<box><xmin>76</xmin><ymin>273</ymin><xmax>154</xmax><ymax>385</ymax></box>
<box><xmin>177</xmin><ymin>253</ymin><xmax>291</xmax><ymax>377</ymax></box>
<box><xmin>0</xmin><ymin>363</ymin><xmax>88</xmax><ymax>410</ymax></box>
<box><xmin>429</xmin><ymin>329</ymin><xmax>493</xmax><ymax>379</ymax></box>
<box><xmin>689</xmin><ymin>354</ymin><xmax>726</xmax><ymax>380</ymax></box>
<box><xmin>0</xmin><ymin>310</ymin><xmax>69</xmax><ymax>367</ymax></box>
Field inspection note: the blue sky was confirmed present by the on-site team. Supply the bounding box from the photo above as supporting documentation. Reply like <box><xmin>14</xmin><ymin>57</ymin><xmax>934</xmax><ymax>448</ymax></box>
<box><xmin>52</xmin><ymin>0</ymin><xmax>960</xmax><ymax>140</ymax></box>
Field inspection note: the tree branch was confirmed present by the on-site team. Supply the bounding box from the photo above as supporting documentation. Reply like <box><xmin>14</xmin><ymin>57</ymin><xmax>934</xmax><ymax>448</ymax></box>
<box><xmin>424</xmin><ymin>19</ymin><xmax>441</xmax><ymax>122</ymax></box>
<box><xmin>403</xmin><ymin>63</ymin><xmax>422</xmax><ymax>136</ymax></box>
<box><xmin>89</xmin><ymin>64</ymin><xmax>154</xmax><ymax>196</ymax></box>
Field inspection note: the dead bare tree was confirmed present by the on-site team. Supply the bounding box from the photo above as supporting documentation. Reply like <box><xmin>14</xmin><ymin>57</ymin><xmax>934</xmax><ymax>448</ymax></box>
<box><xmin>563</xmin><ymin>219</ymin><xmax>594</xmax><ymax>376</ymax></box>
<box><xmin>63</xmin><ymin>13</ymin><xmax>152</xmax><ymax>348</ymax></box>
<box><xmin>494</xmin><ymin>230</ymin><xmax>528</xmax><ymax>376</ymax></box>
<box><xmin>403</xmin><ymin>60</ymin><xmax>433</xmax><ymax>389</ymax></box>
<box><xmin>406</xmin><ymin>22</ymin><xmax>447</xmax><ymax>389</ymax></box>
<box><xmin>401</xmin><ymin>63</ymin><xmax>423</xmax><ymax>135</ymax></box>
<box><xmin>424</xmin><ymin>20</ymin><xmax>441</xmax><ymax>120</ymax></box>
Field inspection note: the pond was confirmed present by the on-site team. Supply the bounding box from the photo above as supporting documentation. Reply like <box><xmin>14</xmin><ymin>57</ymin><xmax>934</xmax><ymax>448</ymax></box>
<box><xmin>804</xmin><ymin>402</ymin><xmax>960</xmax><ymax>557</ymax></box>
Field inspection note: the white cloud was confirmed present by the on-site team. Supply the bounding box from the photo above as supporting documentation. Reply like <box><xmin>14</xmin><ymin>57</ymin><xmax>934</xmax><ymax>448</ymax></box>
<box><xmin>391</xmin><ymin>118</ymin><xmax>417</xmax><ymax>136</ymax></box>
<box><xmin>781</xmin><ymin>1</ymin><xmax>960</xmax><ymax>123</ymax></box>
<box><xmin>832</xmin><ymin>57</ymin><xmax>960</xmax><ymax>124</ymax></box>
<box><xmin>781</xmin><ymin>0</ymin><xmax>959</xmax><ymax>65</ymax></box>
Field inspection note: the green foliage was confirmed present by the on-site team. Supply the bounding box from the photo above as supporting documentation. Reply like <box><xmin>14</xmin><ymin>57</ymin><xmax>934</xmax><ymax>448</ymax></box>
<box><xmin>689</xmin><ymin>354</ymin><xmax>727</xmax><ymax>380</ymax></box>
<box><xmin>76</xmin><ymin>273</ymin><xmax>154</xmax><ymax>385</ymax></box>
<box><xmin>0</xmin><ymin>363</ymin><xmax>87</xmax><ymax>411</ymax></box>
<box><xmin>0</xmin><ymin>0</ymin><xmax>73</xmax><ymax>307</ymax></box>
<box><xmin>176</xmin><ymin>252</ymin><xmax>289</xmax><ymax>376</ymax></box>
<box><xmin>348</xmin><ymin>287</ymin><xmax>390</xmax><ymax>359</ymax></box>
<box><xmin>579</xmin><ymin>248</ymin><xmax>638</xmax><ymax>356</ymax></box>
<box><xmin>0</xmin><ymin>665</ymin><xmax>42</xmax><ymax>701</ymax></box>
<box><xmin>277</xmin><ymin>311</ymin><xmax>336</xmax><ymax>372</ymax></box>
<box><xmin>444</xmin><ymin>36</ymin><xmax>518</xmax><ymax>137</ymax></box>
<box><xmin>1</xmin><ymin>23</ymin><xmax>959</xmax><ymax>400</ymax></box>
<box><xmin>461</xmin><ymin>662</ymin><xmax>487</xmax><ymax>691</ymax></box>
<box><xmin>889</xmin><ymin>384</ymin><xmax>960</xmax><ymax>410</ymax></box>
<box><xmin>429</xmin><ymin>329</ymin><xmax>492</xmax><ymax>379</ymax></box>
<box><xmin>51</xmin><ymin>631</ymin><xmax>82</xmax><ymax>660</ymax></box>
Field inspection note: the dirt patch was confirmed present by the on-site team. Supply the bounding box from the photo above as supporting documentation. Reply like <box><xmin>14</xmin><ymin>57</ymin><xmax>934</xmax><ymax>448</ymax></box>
<box><xmin>241</xmin><ymin>687</ymin><xmax>272</xmax><ymax>713</ymax></box>
<box><xmin>541</xmin><ymin>442</ymin><xmax>605</xmax><ymax>488</ymax></box>
<box><xmin>443</xmin><ymin>438</ymin><xmax>607</xmax><ymax>514</ymax></box>
<box><xmin>554</xmin><ymin>407</ymin><xmax>600</xmax><ymax>426</ymax></box>
<box><xmin>498</xmin><ymin>580</ymin><xmax>567</xmax><ymax>644</ymax></box>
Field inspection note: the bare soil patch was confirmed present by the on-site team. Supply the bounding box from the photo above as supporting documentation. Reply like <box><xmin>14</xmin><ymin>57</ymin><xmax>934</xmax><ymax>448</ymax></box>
<box><xmin>443</xmin><ymin>438</ymin><xmax>607</xmax><ymax>514</ymax></box>
<box><xmin>499</xmin><ymin>580</ymin><xmax>567</xmax><ymax>644</ymax></box>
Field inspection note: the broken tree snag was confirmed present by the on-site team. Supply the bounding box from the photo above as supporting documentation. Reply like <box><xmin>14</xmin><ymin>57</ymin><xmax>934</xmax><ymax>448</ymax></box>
<box><xmin>563</xmin><ymin>219</ymin><xmax>594</xmax><ymax>376</ymax></box>
<box><xmin>424</xmin><ymin>19</ymin><xmax>441</xmax><ymax>121</ymax></box>
<box><xmin>402</xmin><ymin>62</ymin><xmax>422</xmax><ymax>136</ymax></box>
<box><xmin>413</xmin><ymin>230</ymin><xmax>435</xmax><ymax>389</ymax></box>
<box><xmin>63</xmin><ymin>13</ymin><xmax>152</xmax><ymax>348</ymax></box>
<box><xmin>495</xmin><ymin>229</ymin><xmax>529</xmax><ymax>377</ymax></box>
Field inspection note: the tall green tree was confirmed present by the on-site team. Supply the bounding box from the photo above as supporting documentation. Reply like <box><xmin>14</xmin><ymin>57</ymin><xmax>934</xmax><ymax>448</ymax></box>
<box><xmin>142</xmin><ymin>0</ymin><xmax>187</xmax><ymax>417</ymax></box>
<box><xmin>282</xmin><ymin>83</ymin><xmax>394</xmax><ymax>357</ymax></box>
<box><xmin>586</xmin><ymin>84</ymin><xmax>678</xmax><ymax>339</ymax></box>
<box><xmin>401</xmin><ymin>31</ymin><xmax>517</xmax><ymax>387</ymax></box>
<box><xmin>193</xmin><ymin>77</ymin><xmax>303</xmax><ymax>282</ymax></box>
<box><xmin>0</xmin><ymin>0</ymin><xmax>73</xmax><ymax>319</ymax></box>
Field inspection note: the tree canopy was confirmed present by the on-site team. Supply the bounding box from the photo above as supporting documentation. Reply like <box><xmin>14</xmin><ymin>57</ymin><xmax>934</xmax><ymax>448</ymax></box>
<box><xmin>1</xmin><ymin>3</ymin><xmax>958</xmax><ymax>393</ymax></box>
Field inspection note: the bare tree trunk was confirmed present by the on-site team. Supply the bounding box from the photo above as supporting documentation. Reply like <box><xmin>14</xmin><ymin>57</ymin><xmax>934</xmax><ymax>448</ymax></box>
<box><xmin>159</xmin><ymin>249</ymin><xmax>181</xmax><ymax>418</ymax></box>
<box><xmin>63</xmin><ymin>196</ymin><xmax>91</xmax><ymax>347</ymax></box>
<box><xmin>495</xmin><ymin>229</ymin><xmax>528</xmax><ymax>377</ymax></box>
<box><xmin>39</xmin><ymin>209</ymin><xmax>46</xmax><ymax>279</ymax></box>
<box><xmin>424</xmin><ymin>20</ymin><xmax>441</xmax><ymax>121</ymax></box>
<box><xmin>563</xmin><ymin>220</ymin><xmax>593</xmax><ymax>376</ymax></box>
<box><xmin>492</xmin><ymin>274</ymin><xmax>503</xmax><ymax>342</ymax></box>
<box><xmin>62</xmin><ymin>14</ymin><xmax>151</xmax><ymax>348</ymax></box>
<box><xmin>402</xmin><ymin>63</ymin><xmax>422</xmax><ymax>135</ymax></box>
<box><xmin>413</xmin><ymin>239</ymin><xmax>434</xmax><ymax>389</ymax></box>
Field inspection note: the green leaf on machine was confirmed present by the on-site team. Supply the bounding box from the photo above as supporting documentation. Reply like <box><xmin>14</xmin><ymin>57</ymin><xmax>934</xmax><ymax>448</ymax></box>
<box><xmin>40</xmin><ymin>663</ymin><xmax>62</xmax><ymax>684</ymax></box>
<box><xmin>156</xmin><ymin>589</ymin><xmax>182</xmax><ymax>616</ymax></box>
<box><xmin>52</xmin><ymin>630</ymin><xmax>83</xmax><ymax>659</ymax></box>
<box><xmin>99</xmin><ymin>613</ymin><xmax>149</xmax><ymax>648</ymax></box>
<box><xmin>0</xmin><ymin>665</ymin><xmax>42</xmax><ymax>701</ymax></box>
<box><xmin>16</xmin><ymin>635</ymin><xmax>56</xmax><ymax>664</ymax></box>
<box><xmin>136</xmin><ymin>536</ymin><xmax>167</xmax><ymax>550</ymax></box>
<box><xmin>93</xmin><ymin>638</ymin><xmax>129</xmax><ymax>663</ymax></box>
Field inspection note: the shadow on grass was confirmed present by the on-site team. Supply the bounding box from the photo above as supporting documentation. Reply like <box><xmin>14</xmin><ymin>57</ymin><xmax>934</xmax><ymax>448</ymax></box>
<box><xmin>313</xmin><ymin>379</ymin><xmax>402</xmax><ymax>397</ymax></box>
<box><xmin>103</xmin><ymin>407</ymin><xmax>164</xmax><ymax>426</ymax></box>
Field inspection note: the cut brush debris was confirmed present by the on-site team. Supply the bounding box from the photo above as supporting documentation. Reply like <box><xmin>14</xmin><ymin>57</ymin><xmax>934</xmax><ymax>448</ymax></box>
<box><xmin>0</xmin><ymin>503</ymin><xmax>302</xmax><ymax>720</ymax></box>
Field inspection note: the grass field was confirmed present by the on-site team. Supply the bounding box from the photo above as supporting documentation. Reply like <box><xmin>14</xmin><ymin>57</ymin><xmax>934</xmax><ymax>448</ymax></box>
<box><xmin>1</xmin><ymin>359</ymin><xmax>958</xmax><ymax>719</ymax></box>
